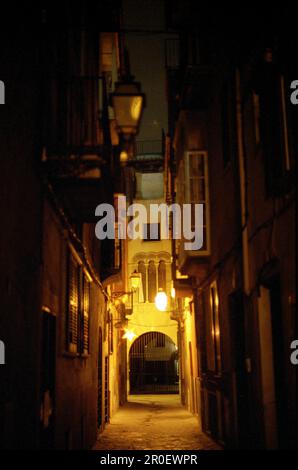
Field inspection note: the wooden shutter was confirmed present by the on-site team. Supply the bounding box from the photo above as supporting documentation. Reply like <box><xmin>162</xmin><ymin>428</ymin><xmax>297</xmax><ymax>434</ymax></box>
<box><xmin>82</xmin><ymin>274</ymin><xmax>90</xmax><ymax>354</ymax></box>
<box><xmin>68</xmin><ymin>254</ymin><xmax>79</xmax><ymax>352</ymax></box>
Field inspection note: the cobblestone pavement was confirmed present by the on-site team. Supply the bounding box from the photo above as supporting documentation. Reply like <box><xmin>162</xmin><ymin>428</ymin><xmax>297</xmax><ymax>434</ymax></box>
<box><xmin>94</xmin><ymin>394</ymin><xmax>221</xmax><ymax>450</ymax></box>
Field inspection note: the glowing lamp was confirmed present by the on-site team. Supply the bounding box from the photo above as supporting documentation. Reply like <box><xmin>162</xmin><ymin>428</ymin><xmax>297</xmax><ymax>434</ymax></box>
<box><xmin>130</xmin><ymin>270</ymin><xmax>142</xmax><ymax>291</ymax></box>
<box><xmin>110</xmin><ymin>77</ymin><xmax>145</xmax><ymax>140</ymax></box>
<box><xmin>155</xmin><ymin>290</ymin><xmax>168</xmax><ymax>312</ymax></box>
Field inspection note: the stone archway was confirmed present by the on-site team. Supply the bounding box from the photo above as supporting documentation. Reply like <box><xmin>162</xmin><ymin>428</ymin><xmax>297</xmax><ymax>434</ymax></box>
<box><xmin>129</xmin><ymin>332</ymin><xmax>179</xmax><ymax>394</ymax></box>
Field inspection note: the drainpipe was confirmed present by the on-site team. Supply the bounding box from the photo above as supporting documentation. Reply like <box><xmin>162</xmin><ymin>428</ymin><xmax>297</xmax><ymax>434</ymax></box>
<box><xmin>235</xmin><ymin>68</ymin><xmax>250</xmax><ymax>295</ymax></box>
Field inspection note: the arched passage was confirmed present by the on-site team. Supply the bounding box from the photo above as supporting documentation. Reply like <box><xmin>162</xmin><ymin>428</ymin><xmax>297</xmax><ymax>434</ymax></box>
<box><xmin>129</xmin><ymin>332</ymin><xmax>179</xmax><ymax>394</ymax></box>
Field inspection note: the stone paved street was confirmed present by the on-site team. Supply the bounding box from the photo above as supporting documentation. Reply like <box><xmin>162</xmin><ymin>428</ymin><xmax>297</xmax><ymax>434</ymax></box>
<box><xmin>94</xmin><ymin>395</ymin><xmax>221</xmax><ymax>450</ymax></box>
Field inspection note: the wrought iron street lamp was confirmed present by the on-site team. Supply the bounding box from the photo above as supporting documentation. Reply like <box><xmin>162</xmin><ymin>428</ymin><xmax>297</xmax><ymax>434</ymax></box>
<box><xmin>109</xmin><ymin>270</ymin><xmax>141</xmax><ymax>342</ymax></box>
<box><xmin>110</xmin><ymin>269</ymin><xmax>142</xmax><ymax>316</ymax></box>
<box><xmin>110</xmin><ymin>76</ymin><xmax>145</xmax><ymax>142</ymax></box>
<box><xmin>129</xmin><ymin>269</ymin><xmax>142</xmax><ymax>291</ymax></box>
<box><xmin>110</xmin><ymin>270</ymin><xmax>141</xmax><ymax>298</ymax></box>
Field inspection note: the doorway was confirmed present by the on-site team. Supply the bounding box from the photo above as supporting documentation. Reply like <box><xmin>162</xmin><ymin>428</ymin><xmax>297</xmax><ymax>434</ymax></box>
<box><xmin>129</xmin><ymin>332</ymin><xmax>179</xmax><ymax>394</ymax></box>
<box><xmin>258</xmin><ymin>274</ymin><xmax>287</xmax><ymax>448</ymax></box>
<box><xmin>266</xmin><ymin>276</ymin><xmax>287</xmax><ymax>447</ymax></box>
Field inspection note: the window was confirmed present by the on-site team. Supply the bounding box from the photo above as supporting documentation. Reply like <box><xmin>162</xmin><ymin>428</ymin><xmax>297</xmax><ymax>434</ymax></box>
<box><xmin>256</xmin><ymin>59</ymin><xmax>292</xmax><ymax>197</ymax></box>
<box><xmin>66</xmin><ymin>249</ymin><xmax>91</xmax><ymax>355</ymax></box>
<box><xmin>185</xmin><ymin>151</ymin><xmax>210</xmax><ymax>254</ymax></box>
<box><xmin>158</xmin><ymin>260</ymin><xmax>166</xmax><ymax>292</ymax></box>
<box><xmin>175</xmin><ymin>159</ymin><xmax>186</xmax><ymax>262</ymax></box>
<box><xmin>135</xmin><ymin>258</ymin><xmax>169</xmax><ymax>304</ymax></box>
<box><xmin>143</xmin><ymin>223</ymin><xmax>160</xmax><ymax>241</ymax></box>
<box><xmin>148</xmin><ymin>261</ymin><xmax>157</xmax><ymax>303</ymax></box>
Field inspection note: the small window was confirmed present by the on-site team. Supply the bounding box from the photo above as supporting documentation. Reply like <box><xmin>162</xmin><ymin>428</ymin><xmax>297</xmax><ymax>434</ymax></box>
<box><xmin>158</xmin><ymin>260</ymin><xmax>166</xmax><ymax>292</ymax></box>
<box><xmin>143</xmin><ymin>223</ymin><xmax>160</xmax><ymax>241</ymax></box>
<box><xmin>66</xmin><ymin>249</ymin><xmax>91</xmax><ymax>356</ymax></box>
<box><xmin>185</xmin><ymin>151</ymin><xmax>210</xmax><ymax>254</ymax></box>
<box><xmin>257</xmin><ymin>60</ymin><xmax>291</xmax><ymax>197</ymax></box>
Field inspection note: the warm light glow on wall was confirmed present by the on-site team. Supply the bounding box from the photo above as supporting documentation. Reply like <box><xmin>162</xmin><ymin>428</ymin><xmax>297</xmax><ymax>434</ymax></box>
<box><xmin>171</xmin><ymin>287</ymin><xmax>176</xmax><ymax>298</ymax></box>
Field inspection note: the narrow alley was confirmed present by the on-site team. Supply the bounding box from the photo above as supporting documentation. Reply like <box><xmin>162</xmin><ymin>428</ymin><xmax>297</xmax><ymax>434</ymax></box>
<box><xmin>0</xmin><ymin>0</ymin><xmax>297</xmax><ymax>456</ymax></box>
<box><xmin>94</xmin><ymin>395</ymin><xmax>220</xmax><ymax>450</ymax></box>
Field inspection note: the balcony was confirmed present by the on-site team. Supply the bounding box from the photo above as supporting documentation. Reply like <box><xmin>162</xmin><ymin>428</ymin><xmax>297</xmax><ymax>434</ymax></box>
<box><xmin>176</xmin><ymin>238</ymin><xmax>210</xmax><ymax>279</ymax></box>
<box><xmin>41</xmin><ymin>76</ymin><xmax>117</xmax><ymax>222</ymax></box>
<box><xmin>128</xmin><ymin>139</ymin><xmax>164</xmax><ymax>173</ymax></box>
